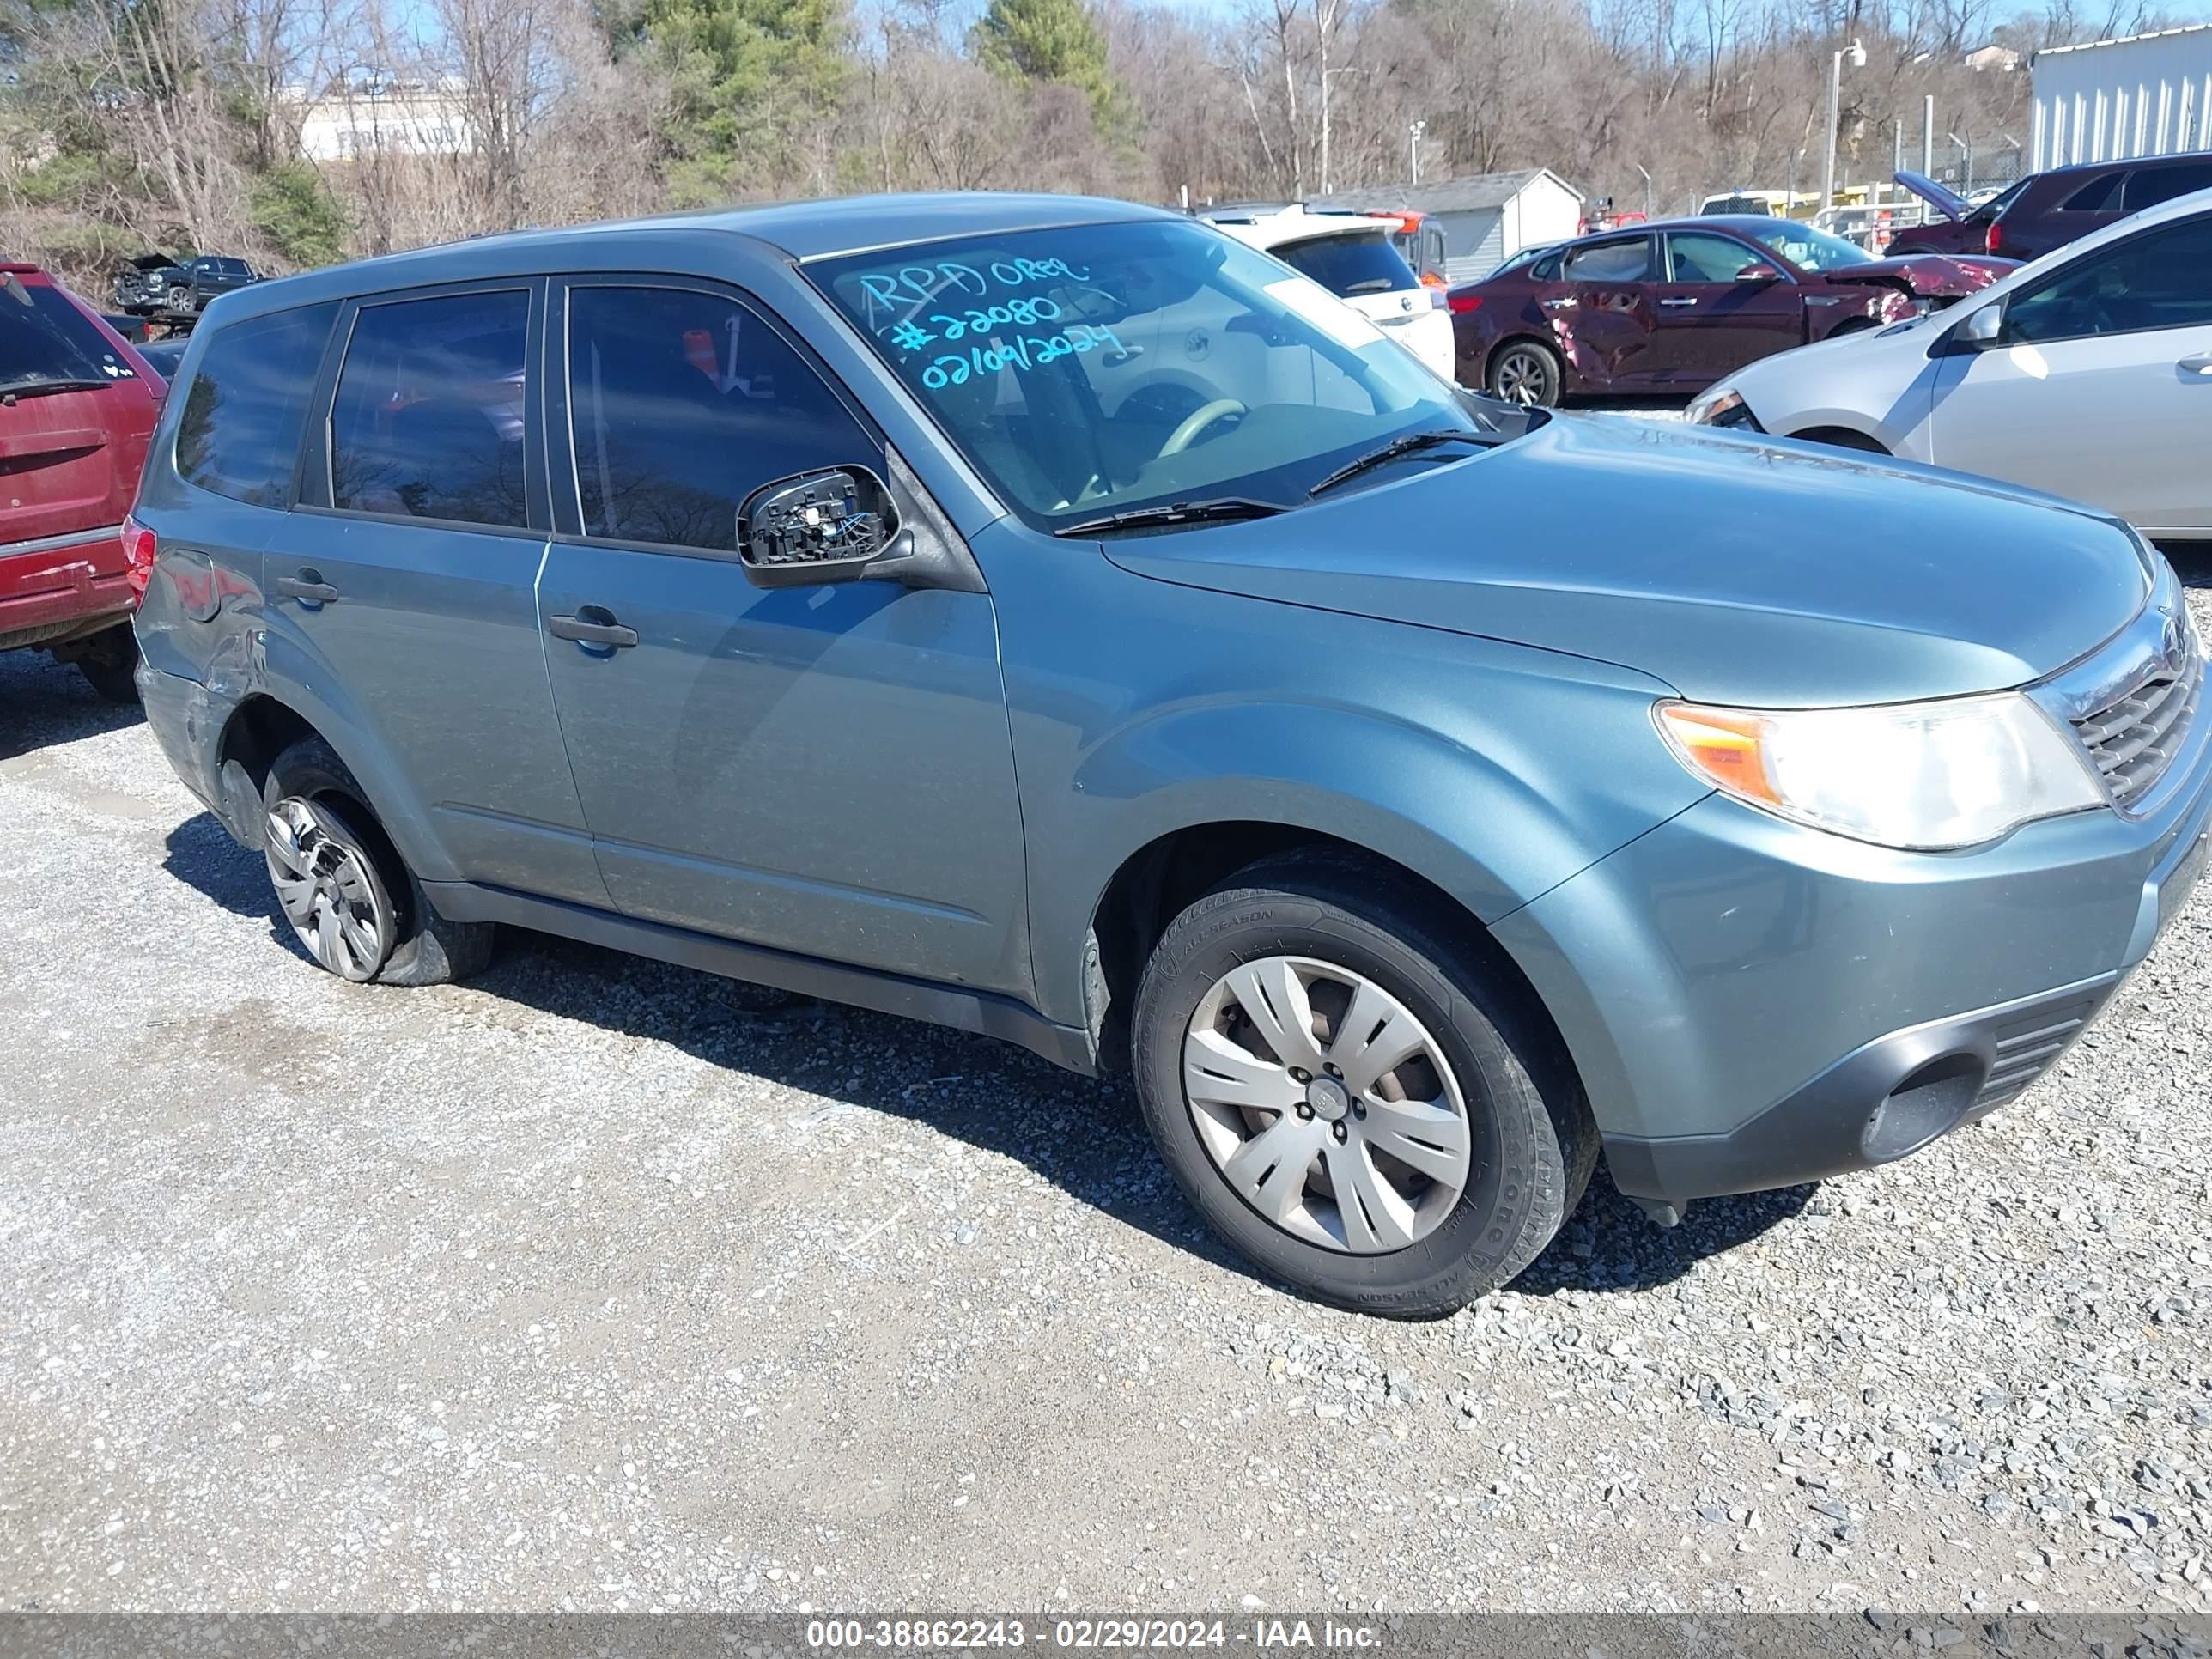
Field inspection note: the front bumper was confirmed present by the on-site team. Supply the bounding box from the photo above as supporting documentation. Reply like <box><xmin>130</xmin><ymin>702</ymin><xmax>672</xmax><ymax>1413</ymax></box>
<box><xmin>1493</xmin><ymin>661</ymin><xmax>2212</xmax><ymax>1206</ymax></box>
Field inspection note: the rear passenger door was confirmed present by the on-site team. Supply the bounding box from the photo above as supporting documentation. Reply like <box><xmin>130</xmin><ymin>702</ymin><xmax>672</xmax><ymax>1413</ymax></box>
<box><xmin>1558</xmin><ymin>234</ymin><xmax>1661</xmax><ymax>387</ymax></box>
<box><xmin>535</xmin><ymin>276</ymin><xmax>1027</xmax><ymax>992</ymax></box>
<box><xmin>264</xmin><ymin>280</ymin><xmax>609</xmax><ymax>906</ymax></box>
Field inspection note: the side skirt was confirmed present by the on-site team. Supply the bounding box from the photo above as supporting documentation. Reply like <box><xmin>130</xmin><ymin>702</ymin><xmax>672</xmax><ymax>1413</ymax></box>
<box><xmin>422</xmin><ymin>879</ymin><xmax>1097</xmax><ymax>1077</ymax></box>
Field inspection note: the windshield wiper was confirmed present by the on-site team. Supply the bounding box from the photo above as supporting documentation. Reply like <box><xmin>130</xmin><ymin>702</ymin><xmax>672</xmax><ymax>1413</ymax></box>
<box><xmin>1308</xmin><ymin>428</ymin><xmax>1487</xmax><ymax>498</ymax></box>
<box><xmin>1054</xmin><ymin>496</ymin><xmax>1290</xmax><ymax>538</ymax></box>
<box><xmin>0</xmin><ymin>376</ymin><xmax>112</xmax><ymax>402</ymax></box>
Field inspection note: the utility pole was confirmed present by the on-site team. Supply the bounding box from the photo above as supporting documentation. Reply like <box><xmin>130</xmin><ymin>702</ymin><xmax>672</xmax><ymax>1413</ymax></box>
<box><xmin>1923</xmin><ymin>94</ymin><xmax>1935</xmax><ymax>173</ymax></box>
<box><xmin>1821</xmin><ymin>39</ymin><xmax>1866</xmax><ymax>212</ymax></box>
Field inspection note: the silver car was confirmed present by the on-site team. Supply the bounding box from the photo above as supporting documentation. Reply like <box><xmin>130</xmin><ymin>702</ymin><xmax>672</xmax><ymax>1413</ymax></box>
<box><xmin>1689</xmin><ymin>186</ymin><xmax>2212</xmax><ymax>543</ymax></box>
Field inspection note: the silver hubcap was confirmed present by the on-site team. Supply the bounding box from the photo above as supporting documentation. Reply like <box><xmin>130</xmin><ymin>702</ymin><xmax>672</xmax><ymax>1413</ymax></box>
<box><xmin>1495</xmin><ymin>350</ymin><xmax>1547</xmax><ymax>404</ymax></box>
<box><xmin>264</xmin><ymin>798</ymin><xmax>393</xmax><ymax>982</ymax></box>
<box><xmin>1182</xmin><ymin>956</ymin><xmax>1474</xmax><ymax>1255</ymax></box>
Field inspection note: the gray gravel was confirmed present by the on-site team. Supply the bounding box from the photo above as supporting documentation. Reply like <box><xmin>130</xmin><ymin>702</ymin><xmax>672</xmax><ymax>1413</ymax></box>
<box><xmin>2</xmin><ymin>551</ymin><xmax>2209</xmax><ymax>1617</ymax></box>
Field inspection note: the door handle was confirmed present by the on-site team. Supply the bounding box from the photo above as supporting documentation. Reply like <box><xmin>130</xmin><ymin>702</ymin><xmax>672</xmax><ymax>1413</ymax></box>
<box><xmin>2179</xmin><ymin>352</ymin><xmax>2212</xmax><ymax>376</ymax></box>
<box><xmin>1541</xmin><ymin>297</ymin><xmax>1574</xmax><ymax>309</ymax></box>
<box><xmin>274</xmin><ymin>569</ymin><xmax>339</xmax><ymax>605</ymax></box>
<box><xmin>548</xmin><ymin>605</ymin><xmax>639</xmax><ymax>649</ymax></box>
<box><xmin>1658</xmin><ymin>297</ymin><xmax>1699</xmax><ymax>307</ymax></box>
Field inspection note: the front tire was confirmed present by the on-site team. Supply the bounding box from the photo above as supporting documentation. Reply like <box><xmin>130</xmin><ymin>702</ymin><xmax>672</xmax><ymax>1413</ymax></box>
<box><xmin>1486</xmin><ymin>340</ymin><xmax>1562</xmax><ymax>407</ymax></box>
<box><xmin>1131</xmin><ymin>851</ymin><xmax>1595</xmax><ymax>1317</ymax></box>
<box><xmin>260</xmin><ymin>737</ymin><xmax>493</xmax><ymax>987</ymax></box>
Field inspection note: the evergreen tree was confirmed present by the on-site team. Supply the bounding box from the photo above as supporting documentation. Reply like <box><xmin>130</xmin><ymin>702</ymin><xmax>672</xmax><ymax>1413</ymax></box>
<box><xmin>970</xmin><ymin>0</ymin><xmax>1121</xmax><ymax>130</ymax></box>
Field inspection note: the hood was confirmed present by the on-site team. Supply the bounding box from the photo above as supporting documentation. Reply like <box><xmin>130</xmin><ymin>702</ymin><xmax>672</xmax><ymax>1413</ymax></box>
<box><xmin>1822</xmin><ymin>252</ymin><xmax>2015</xmax><ymax>296</ymax></box>
<box><xmin>122</xmin><ymin>252</ymin><xmax>180</xmax><ymax>272</ymax></box>
<box><xmin>1894</xmin><ymin>170</ymin><xmax>1971</xmax><ymax>222</ymax></box>
<box><xmin>1102</xmin><ymin>416</ymin><xmax>2148</xmax><ymax>708</ymax></box>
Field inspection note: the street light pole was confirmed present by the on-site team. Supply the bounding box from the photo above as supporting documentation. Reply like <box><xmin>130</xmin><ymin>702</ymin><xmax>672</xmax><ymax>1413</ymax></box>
<box><xmin>1821</xmin><ymin>39</ymin><xmax>1865</xmax><ymax>213</ymax></box>
<box><xmin>1408</xmin><ymin>119</ymin><xmax>1425</xmax><ymax>187</ymax></box>
<box><xmin>1634</xmin><ymin>162</ymin><xmax>1653</xmax><ymax>219</ymax></box>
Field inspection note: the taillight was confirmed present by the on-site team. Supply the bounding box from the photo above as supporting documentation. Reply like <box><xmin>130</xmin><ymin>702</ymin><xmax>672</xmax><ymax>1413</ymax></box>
<box><xmin>1985</xmin><ymin>221</ymin><xmax>2002</xmax><ymax>256</ymax></box>
<box><xmin>1447</xmin><ymin>291</ymin><xmax>1483</xmax><ymax>315</ymax></box>
<box><xmin>121</xmin><ymin>514</ymin><xmax>157</xmax><ymax>605</ymax></box>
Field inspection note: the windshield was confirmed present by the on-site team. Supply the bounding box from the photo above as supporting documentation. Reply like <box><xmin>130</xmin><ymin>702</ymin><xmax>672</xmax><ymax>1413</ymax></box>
<box><xmin>809</xmin><ymin>219</ymin><xmax>1493</xmax><ymax>531</ymax></box>
<box><xmin>1</xmin><ymin>279</ymin><xmax>139</xmax><ymax>393</ymax></box>
<box><xmin>1744</xmin><ymin>221</ymin><xmax>1873</xmax><ymax>272</ymax></box>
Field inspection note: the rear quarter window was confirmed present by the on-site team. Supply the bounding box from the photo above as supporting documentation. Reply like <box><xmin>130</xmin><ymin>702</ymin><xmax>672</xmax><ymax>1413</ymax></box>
<box><xmin>174</xmin><ymin>302</ymin><xmax>337</xmax><ymax>507</ymax></box>
<box><xmin>2061</xmin><ymin>172</ymin><xmax>2124</xmax><ymax>213</ymax></box>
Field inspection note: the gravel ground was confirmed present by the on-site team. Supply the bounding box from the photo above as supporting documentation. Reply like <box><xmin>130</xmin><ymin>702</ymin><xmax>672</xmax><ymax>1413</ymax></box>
<box><xmin>2</xmin><ymin>545</ymin><xmax>2209</xmax><ymax>1620</ymax></box>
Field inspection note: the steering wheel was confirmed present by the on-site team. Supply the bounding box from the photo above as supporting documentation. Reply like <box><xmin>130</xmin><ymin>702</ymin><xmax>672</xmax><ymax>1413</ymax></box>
<box><xmin>1158</xmin><ymin>398</ymin><xmax>1248</xmax><ymax>458</ymax></box>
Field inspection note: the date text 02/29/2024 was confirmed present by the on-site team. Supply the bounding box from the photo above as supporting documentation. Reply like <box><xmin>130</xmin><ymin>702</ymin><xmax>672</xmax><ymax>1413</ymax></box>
<box><xmin>802</xmin><ymin>1618</ymin><xmax>1386</xmax><ymax>1650</ymax></box>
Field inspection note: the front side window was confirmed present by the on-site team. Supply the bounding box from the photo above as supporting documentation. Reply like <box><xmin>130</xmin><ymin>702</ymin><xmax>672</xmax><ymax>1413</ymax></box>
<box><xmin>567</xmin><ymin>285</ymin><xmax>877</xmax><ymax>551</ymax></box>
<box><xmin>1743</xmin><ymin>221</ymin><xmax>1871</xmax><ymax>273</ymax></box>
<box><xmin>1272</xmin><ymin>231</ymin><xmax>1419</xmax><ymax>296</ymax></box>
<box><xmin>330</xmin><ymin>289</ymin><xmax>529</xmax><ymax>527</ymax></box>
<box><xmin>0</xmin><ymin>281</ymin><xmax>139</xmax><ymax>395</ymax></box>
<box><xmin>1564</xmin><ymin>238</ymin><xmax>1652</xmax><ymax>283</ymax></box>
<box><xmin>810</xmin><ymin>218</ymin><xmax>1492</xmax><ymax>530</ymax></box>
<box><xmin>175</xmin><ymin>301</ymin><xmax>337</xmax><ymax>506</ymax></box>
<box><xmin>2006</xmin><ymin>216</ymin><xmax>2212</xmax><ymax>344</ymax></box>
<box><xmin>1668</xmin><ymin>233</ymin><xmax>1761</xmax><ymax>283</ymax></box>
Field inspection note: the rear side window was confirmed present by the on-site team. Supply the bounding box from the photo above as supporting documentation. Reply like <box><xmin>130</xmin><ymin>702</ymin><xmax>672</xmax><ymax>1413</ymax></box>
<box><xmin>1272</xmin><ymin>233</ymin><xmax>1419</xmax><ymax>295</ymax></box>
<box><xmin>174</xmin><ymin>302</ymin><xmax>337</xmax><ymax>507</ymax></box>
<box><xmin>330</xmin><ymin>289</ymin><xmax>529</xmax><ymax>527</ymax></box>
<box><xmin>2123</xmin><ymin>161</ymin><xmax>2212</xmax><ymax>211</ymax></box>
<box><xmin>1</xmin><ymin>281</ymin><xmax>139</xmax><ymax>392</ymax></box>
<box><xmin>2061</xmin><ymin>172</ymin><xmax>2123</xmax><ymax>213</ymax></box>
<box><xmin>566</xmin><ymin>284</ymin><xmax>877</xmax><ymax>552</ymax></box>
<box><xmin>1564</xmin><ymin>238</ymin><xmax>1652</xmax><ymax>283</ymax></box>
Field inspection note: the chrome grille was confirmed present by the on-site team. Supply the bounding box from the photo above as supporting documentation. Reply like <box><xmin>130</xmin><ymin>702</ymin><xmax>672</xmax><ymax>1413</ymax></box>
<box><xmin>2069</xmin><ymin>641</ymin><xmax>2203</xmax><ymax>810</ymax></box>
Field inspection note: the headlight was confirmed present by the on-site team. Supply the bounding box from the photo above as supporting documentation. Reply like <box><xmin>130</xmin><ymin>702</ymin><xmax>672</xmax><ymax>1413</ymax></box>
<box><xmin>1687</xmin><ymin>386</ymin><xmax>1754</xmax><ymax>428</ymax></box>
<box><xmin>1655</xmin><ymin>694</ymin><xmax>2106</xmax><ymax>850</ymax></box>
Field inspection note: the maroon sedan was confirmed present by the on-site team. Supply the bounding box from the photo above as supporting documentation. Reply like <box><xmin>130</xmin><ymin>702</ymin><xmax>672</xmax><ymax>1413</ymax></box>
<box><xmin>1449</xmin><ymin>216</ymin><xmax>2014</xmax><ymax>405</ymax></box>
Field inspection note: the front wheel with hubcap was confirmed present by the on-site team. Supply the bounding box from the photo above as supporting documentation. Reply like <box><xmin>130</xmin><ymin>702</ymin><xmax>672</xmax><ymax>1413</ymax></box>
<box><xmin>259</xmin><ymin>736</ymin><xmax>494</xmax><ymax>987</ymax></box>
<box><xmin>1132</xmin><ymin>851</ymin><xmax>1597</xmax><ymax>1317</ymax></box>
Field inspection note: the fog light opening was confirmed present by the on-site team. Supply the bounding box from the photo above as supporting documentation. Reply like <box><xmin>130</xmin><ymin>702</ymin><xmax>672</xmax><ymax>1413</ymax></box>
<box><xmin>1861</xmin><ymin>1055</ymin><xmax>1984</xmax><ymax>1164</ymax></box>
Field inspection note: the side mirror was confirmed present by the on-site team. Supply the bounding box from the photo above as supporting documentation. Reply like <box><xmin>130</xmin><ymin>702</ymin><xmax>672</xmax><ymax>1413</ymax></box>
<box><xmin>737</xmin><ymin>466</ymin><xmax>902</xmax><ymax>588</ymax></box>
<box><xmin>1734</xmin><ymin>262</ymin><xmax>1783</xmax><ymax>283</ymax></box>
<box><xmin>1954</xmin><ymin>302</ymin><xmax>2005</xmax><ymax>350</ymax></box>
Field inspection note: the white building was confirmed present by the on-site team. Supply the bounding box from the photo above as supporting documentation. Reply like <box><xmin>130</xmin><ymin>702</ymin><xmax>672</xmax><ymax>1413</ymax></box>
<box><xmin>1314</xmin><ymin>170</ymin><xmax>1585</xmax><ymax>283</ymax></box>
<box><xmin>290</xmin><ymin>79</ymin><xmax>473</xmax><ymax>162</ymax></box>
<box><xmin>2030</xmin><ymin>22</ymin><xmax>2212</xmax><ymax>170</ymax></box>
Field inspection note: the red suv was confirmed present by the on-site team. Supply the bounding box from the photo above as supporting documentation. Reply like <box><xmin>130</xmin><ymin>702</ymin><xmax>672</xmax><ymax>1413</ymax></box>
<box><xmin>2</xmin><ymin>264</ymin><xmax>164</xmax><ymax>700</ymax></box>
<box><xmin>1890</xmin><ymin>155</ymin><xmax>2212</xmax><ymax>261</ymax></box>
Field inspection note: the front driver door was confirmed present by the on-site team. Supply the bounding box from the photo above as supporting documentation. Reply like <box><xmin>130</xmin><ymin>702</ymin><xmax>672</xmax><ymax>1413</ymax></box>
<box><xmin>1930</xmin><ymin>212</ymin><xmax>2212</xmax><ymax>535</ymax></box>
<box><xmin>535</xmin><ymin>277</ymin><xmax>1029</xmax><ymax>992</ymax></box>
<box><xmin>1651</xmin><ymin>231</ymin><xmax>1805</xmax><ymax>386</ymax></box>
